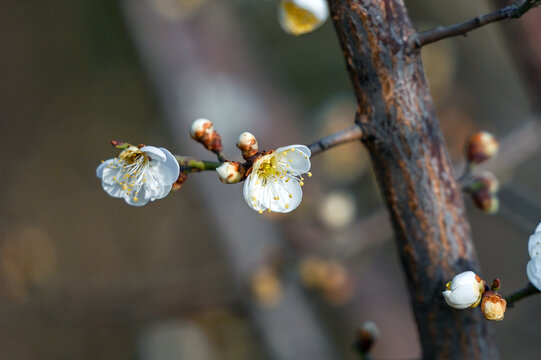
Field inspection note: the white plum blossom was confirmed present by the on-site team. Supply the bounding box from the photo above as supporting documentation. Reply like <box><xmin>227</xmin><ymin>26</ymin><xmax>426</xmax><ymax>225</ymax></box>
<box><xmin>97</xmin><ymin>146</ymin><xmax>180</xmax><ymax>206</ymax></box>
<box><xmin>527</xmin><ymin>222</ymin><xmax>541</xmax><ymax>290</ymax></box>
<box><xmin>442</xmin><ymin>271</ymin><xmax>485</xmax><ymax>309</ymax></box>
<box><xmin>244</xmin><ymin>145</ymin><xmax>311</xmax><ymax>214</ymax></box>
<box><xmin>278</xmin><ymin>0</ymin><xmax>329</xmax><ymax>36</ymax></box>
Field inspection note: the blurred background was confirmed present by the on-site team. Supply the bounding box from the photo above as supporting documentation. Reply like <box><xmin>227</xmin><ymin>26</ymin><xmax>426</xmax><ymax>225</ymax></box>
<box><xmin>1</xmin><ymin>0</ymin><xmax>540</xmax><ymax>359</ymax></box>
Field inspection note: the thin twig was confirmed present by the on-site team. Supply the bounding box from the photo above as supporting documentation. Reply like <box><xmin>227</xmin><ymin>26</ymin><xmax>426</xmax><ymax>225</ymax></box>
<box><xmin>505</xmin><ymin>282</ymin><xmax>540</xmax><ymax>307</ymax></box>
<box><xmin>308</xmin><ymin>123</ymin><xmax>363</xmax><ymax>156</ymax></box>
<box><xmin>414</xmin><ymin>0</ymin><xmax>541</xmax><ymax>47</ymax></box>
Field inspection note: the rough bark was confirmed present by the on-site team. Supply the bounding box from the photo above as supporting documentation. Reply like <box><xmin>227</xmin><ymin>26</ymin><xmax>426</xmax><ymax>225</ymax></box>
<box><xmin>327</xmin><ymin>1</ymin><xmax>498</xmax><ymax>359</ymax></box>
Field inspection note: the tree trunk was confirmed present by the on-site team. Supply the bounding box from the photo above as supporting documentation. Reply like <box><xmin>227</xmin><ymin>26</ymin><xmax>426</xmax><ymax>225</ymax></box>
<box><xmin>327</xmin><ymin>1</ymin><xmax>498</xmax><ymax>359</ymax></box>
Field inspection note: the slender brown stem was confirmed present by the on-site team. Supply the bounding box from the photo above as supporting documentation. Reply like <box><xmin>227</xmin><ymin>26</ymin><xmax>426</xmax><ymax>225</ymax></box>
<box><xmin>505</xmin><ymin>282</ymin><xmax>540</xmax><ymax>307</ymax></box>
<box><xmin>415</xmin><ymin>0</ymin><xmax>541</xmax><ymax>47</ymax></box>
<box><xmin>308</xmin><ymin>123</ymin><xmax>363</xmax><ymax>156</ymax></box>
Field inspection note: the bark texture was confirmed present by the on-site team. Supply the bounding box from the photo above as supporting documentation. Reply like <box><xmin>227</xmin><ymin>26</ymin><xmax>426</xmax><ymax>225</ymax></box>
<box><xmin>327</xmin><ymin>1</ymin><xmax>498</xmax><ymax>359</ymax></box>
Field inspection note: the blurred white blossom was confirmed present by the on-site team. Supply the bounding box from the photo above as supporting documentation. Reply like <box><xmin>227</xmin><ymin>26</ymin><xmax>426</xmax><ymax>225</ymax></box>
<box><xmin>527</xmin><ymin>222</ymin><xmax>541</xmax><ymax>290</ymax></box>
<box><xmin>278</xmin><ymin>0</ymin><xmax>329</xmax><ymax>36</ymax></box>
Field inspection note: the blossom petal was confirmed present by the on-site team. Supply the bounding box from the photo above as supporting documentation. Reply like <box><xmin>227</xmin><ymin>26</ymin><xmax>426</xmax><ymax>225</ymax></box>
<box><xmin>527</xmin><ymin>259</ymin><xmax>541</xmax><ymax>291</ymax></box>
<box><xmin>528</xmin><ymin>233</ymin><xmax>541</xmax><ymax>259</ymax></box>
<box><xmin>449</xmin><ymin>271</ymin><xmax>476</xmax><ymax>290</ymax></box>
<box><xmin>444</xmin><ymin>285</ymin><xmax>479</xmax><ymax>309</ymax></box>
<box><xmin>140</xmin><ymin>146</ymin><xmax>166</xmax><ymax>163</ymax></box>
<box><xmin>535</xmin><ymin>222</ymin><xmax>541</xmax><ymax>233</ymax></box>
<box><xmin>243</xmin><ymin>174</ymin><xmax>266</xmax><ymax>212</ymax></box>
<box><xmin>124</xmin><ymin>187</ymin><xmax>150</xmax><ymax>207</ymax></box>
<box><xmin>159</xmin><ymin>147</ymin><xmax>180</xmax><ymax>185</ymax></box>
<box><xmin>276</xmin><ymin>148</ymin><xmax>311</xmax><ymax>174</ymax></box>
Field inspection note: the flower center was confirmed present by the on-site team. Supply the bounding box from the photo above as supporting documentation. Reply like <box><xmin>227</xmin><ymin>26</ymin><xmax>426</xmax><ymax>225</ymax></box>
<box><xmin>283</xmin><ymin>1</ymin><xmax>320</xmax><ymax>36</ymax></box>
<box><xmin>256</xmin><ymin>155</ymin><xmax>283</xmax><ymax>184</ymax></box>
<box><xmin>116</xmin><ymin>148</ymin><xmax>150</xmax><ymax>201</ymax></box>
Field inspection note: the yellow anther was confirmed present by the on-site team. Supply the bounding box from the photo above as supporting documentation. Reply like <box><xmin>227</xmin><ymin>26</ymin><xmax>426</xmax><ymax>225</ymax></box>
<box><xmin>304</xmin><ymin>156</ymin><xmax>308</xmax><ymax>159</ymax></box>
<box><xmin>283</xmin><ymin>152</ymin><xmax>287</xmax><ymax>156</ymax></box>
<box><xmin>289</xmin><ymin>159</ymin><xmax>293</xmax><ymax>162</ymax></box>
<box><xmin>288</xmin><ymin>194</ymin><xmax>293</xmax><ymax>198</ymax></box>
<box><xmin>252</xmin><ymin>196</ymin><xmax>256</xmax><ymax>201</ymax></box>
<box><xmin>274</xmin><ymin>196</ymin><xmax>279</xmax><ymax>200</ymax></box>
<box><xmin>307</xmin><ymin>172</ymin><xmax>312</xmax><ymax>177</ymax></box>
<box><xmin>112</xmin><ymin>177</ymin><xmax>116</xmax><ymax>180</ymax></box>
<box><xmin>259</xmin><ymin>210</ymin><xmax>263</xmax><ymax>214</ymax></box>
<box><xmin>122</xmin><ymin>184</ymin><xmax>128</xmax><ymax>191</ymax></box>
<box><xmin>133</xmin><ymin>197</ymin><xmax>139</xmax><ymax>202</ymax></box>
<box><xmin>299</xmin><ymin>181</ymin><xmax>304</xmax><ymax>186</ymax></box>
<box><xmin>285</xmin><ymin>204</ymin><xmax>289</xmax><ymax>209</ymax></box>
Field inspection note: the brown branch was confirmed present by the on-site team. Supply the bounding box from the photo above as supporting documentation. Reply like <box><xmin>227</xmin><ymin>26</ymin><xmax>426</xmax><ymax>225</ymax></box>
<box><xmin>327</xmin><ymin>0</ymin><xmax>497</xmax><ymax>358</ymax></box>
<box><xmin>415</xmin><ymin>0</ymin><xmax>541</xmax><ymax>47</ymax></box>
<box><xmin>505</xmin><ymin>282</ymin><xmax>540</xmax><ymax>307</ymax></box>
<box><xmin>308</xmin><ymin>123</ymin><xmax>363</xmax><ymax>156</ymax></box>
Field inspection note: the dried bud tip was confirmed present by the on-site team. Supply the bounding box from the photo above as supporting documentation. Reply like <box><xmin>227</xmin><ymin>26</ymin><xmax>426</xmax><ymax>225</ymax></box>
<box><xmin>471</xmin><ymin>189</ymin><xmax>499</xmax><ymax>214</ymax></box>
<box><xmin>237</xmin><ymin>132</ymin><xmax>259</xmax><ymax>159</ymax></box>
<box><xmin>481</xmin><ymin>291</ymin><xmax>506</xmax><ymax>321</ymax></box>
<box><xmin>190</xmin><ymin>118</ymin><xmax>214</xmax><ymax>140</ymax></box>
<box><xmin>353</xmin><ymin>321</ymin><xmax>379</xmax><ymax>355</ymax></box>
<box><xmin>172</xmin><ymin>172</ymin><xmax>188</xmax><ymax>191</ymax></box>
<box><xmin>491</xmin><ymin>278</ymin><xmax>501</xmax><ymax>291</ymax></box>
<box><xmin>216</xmin><ymin>161</ymin><xmax>245</xmax><ymax>184</ymax></box>
<box><xmin>466</xmin><ymin>131</ymin><xmax>499</xmax><ymax>165</ymax></box>
<box><xmin>110</xmin><ymin>140</ymin><xmax>130</xmax><ymax>150</ymax></box>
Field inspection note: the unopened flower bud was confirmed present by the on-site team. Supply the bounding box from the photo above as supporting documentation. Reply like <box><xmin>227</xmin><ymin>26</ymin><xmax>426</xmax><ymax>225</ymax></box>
<box><xmin>491</xmin><ymin>278</ymin><xmax>501</xmax><ymax>292</ymax></box>
<box><xmin>190</xmin><ymin>118</ymin><xmax>213</xmax><ymax>140</ymax></box>
<box><xmin>216</xmin><ymin>161</ymin><xmax>245</xmax><ymax>184</ymax></box>
<box><xmin>237</xmin><ymin>132</ymin><xmax>259</xmax><ymax>160</ymax></box>
<box><xmin>442</xmin><ymin>271</ymin><xmax>485</xmax><ymax>309</ymax></box>
<box><xmin>471</xmin><ymin>189</ymin><xmax>499</xmax><ymax>213</ymax></box>
<box><xmin>353</xmin><ymin>321</ymin><xmax>379</xmax><ymax>355</ymax></box>
<box><xmin>481</xmin><ymin>291</ymin><xmax>506</xmax><ymax>321</ymax></box>
<box><xmin>471</xmin><ymin>171</ymin><xmax>499</xmax><ymax>194</ymax></box>
<box><xmin>466</xmin><ymin>131</ymin><xmax>498</xmax><ymax>165</ymax></box>
<box><xmin>189</xmin><ymin>118</ymin><xmax>223</xmax><ymax>154</ymax></box>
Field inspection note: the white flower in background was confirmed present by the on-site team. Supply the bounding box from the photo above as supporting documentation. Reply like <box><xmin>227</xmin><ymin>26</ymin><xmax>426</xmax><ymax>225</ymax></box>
<box><xmin>527</xmin><ymin>222</ymin><xmax>541</xmax><ymax>290</ymax></box>
<box><xmin>244</xmin><ymin>145</ymin><xmax>311</xmax><ymax>214</ymax></box>
<box><xmin>97</xmin><ymin>146</ymin><xmax>180</xmax><ymax>206</ymax></box>
<box><xmin>442</xmin><ymin>271</ymin><xmax>485</xmax><ymax>309</ymax></box>
<box><xmin>278</xmin><ymin>0</ymin><xmax>329</xmax><ymax>36</ymax></box>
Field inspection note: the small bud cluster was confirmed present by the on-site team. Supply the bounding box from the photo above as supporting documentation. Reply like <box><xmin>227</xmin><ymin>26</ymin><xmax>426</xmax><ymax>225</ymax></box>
<box><xmin>188</xmin><ymin>119</ymin><xmax>312</xmax><ymax>213</ymax></box>
<box><xmin>460</xmin><ymin>131</ymin><xmax>500</xmax><ymax>213</ymax></box>
<box><xmin>442</xmin><ymin>271</ymin><xmax>507</xmax><ymax>321</ymax></box>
